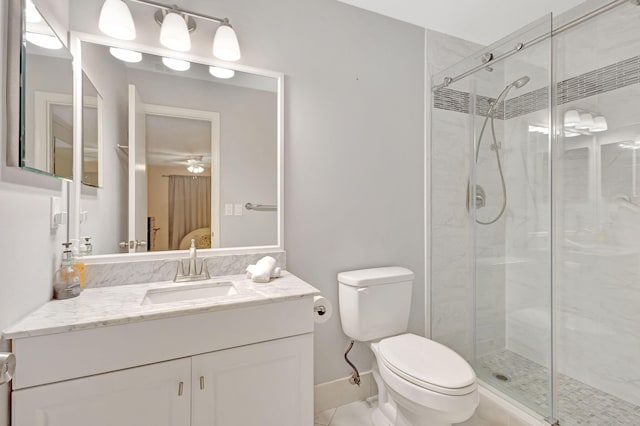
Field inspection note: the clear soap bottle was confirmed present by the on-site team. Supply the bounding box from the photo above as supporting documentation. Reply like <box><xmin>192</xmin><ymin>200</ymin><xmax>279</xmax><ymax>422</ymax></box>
<box><xmin>53</xmin><ymin>242</ymin><xmax>82</xmax><ymax>300</ymax></box>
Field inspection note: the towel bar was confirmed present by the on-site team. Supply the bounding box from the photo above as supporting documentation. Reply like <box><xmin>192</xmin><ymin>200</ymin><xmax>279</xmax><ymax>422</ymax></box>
<box><xmin>245</xmin><ymin>203</ymin><xmax>277</xmax><ymax>211</ymax></box>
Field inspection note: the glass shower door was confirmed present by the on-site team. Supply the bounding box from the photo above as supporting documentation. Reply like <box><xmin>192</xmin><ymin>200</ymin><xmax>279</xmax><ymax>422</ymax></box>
<box><xmin>471</xmin><ymin>16</ymin><xmax>554</xmax><ymax>420</ymax></box>
<box><xmin>552</xmin><ymin>1</ymin><xmax>640</xmax><ymax>424</ymax></box>
<box><xmin>431</xmin><ymin>14</ymin><xmax>554</xmax><ymax>422</ymax></box>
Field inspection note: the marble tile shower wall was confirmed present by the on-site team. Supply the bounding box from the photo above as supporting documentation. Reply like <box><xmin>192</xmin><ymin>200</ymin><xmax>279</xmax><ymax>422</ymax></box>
<box><xmin>428</xmin><ymin>29</ymin><xmax>484</xmax><ymax>362</ymax></box>
<box><xmin>430</xmin><ymin>107</ymin><xmax>475</xmax><ymax>361</ymax></box>
<box><xmin>84</xmin><ymin>251</ymin><xmax>286</xmax><ymax>288</ymax></box>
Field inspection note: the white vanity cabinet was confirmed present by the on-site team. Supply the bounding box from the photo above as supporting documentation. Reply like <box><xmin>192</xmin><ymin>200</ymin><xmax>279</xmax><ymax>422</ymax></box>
<box><xmin>6</xmin><ymin>287</ymin><xmax>317</xmax><ymax>426</ymax></box>
<box><xmin>13</xmin><ymin>334</ymin><xmax>312</xmax><ymax>426</ymax></box>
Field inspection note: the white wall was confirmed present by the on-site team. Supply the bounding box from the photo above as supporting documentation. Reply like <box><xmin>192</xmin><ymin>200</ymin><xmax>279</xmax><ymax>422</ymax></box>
<box><xmin>0</xmin><ymin>1</ymin><xmax>69</xmax><ymax>424</ymax></box>
<box><xmin>70</xmin><ymin>0</ymin><xmax>425</xmax><ymax>384</ymax></box>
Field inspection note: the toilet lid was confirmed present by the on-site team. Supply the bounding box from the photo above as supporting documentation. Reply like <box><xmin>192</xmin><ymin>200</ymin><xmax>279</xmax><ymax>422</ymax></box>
<box><xmin>378</xmin><ymin>334</ymin><xmax>476</xmax><ymax>396</ymax></box>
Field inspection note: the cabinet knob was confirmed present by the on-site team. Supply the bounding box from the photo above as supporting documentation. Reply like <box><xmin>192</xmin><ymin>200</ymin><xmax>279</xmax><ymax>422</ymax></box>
<box><xmin>200</xmin><ymin>375</ymin><xmax>205</xmax><ymax>390</ymax></box>
<box><xmin>178</xmin><ymin>381</ymin><xmax>184</xmax><ymax>396</ymax></box>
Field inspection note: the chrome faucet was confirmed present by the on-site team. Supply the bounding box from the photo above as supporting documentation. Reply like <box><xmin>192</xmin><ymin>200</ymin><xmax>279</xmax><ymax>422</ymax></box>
<box><xmin>174</xmin><ymin>239</ymin><xmax>210</xmax><ymax>282</ymax></box>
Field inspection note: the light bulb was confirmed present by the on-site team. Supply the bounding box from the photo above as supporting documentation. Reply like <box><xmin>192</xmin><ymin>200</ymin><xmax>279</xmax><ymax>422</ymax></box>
<box><xmin>563</xmin><ymin>109</ymin><xmax>580</xmax><ymax>127</ymax></box>
<box><xmin>109</xmin><ymin>47</ymin><xmax>142</xmax><ymax>63</ymax></box>
<box><xmin>187</xmin><ymin>164</ymin><xmax>204</xmax><ymax>174</ymax></box>
<box><xmin>212</xmin><ymin>23</ymin><xmax>241</xmax><ymax>61</ymax></box>
<box><xmin>575</xmin><ymin>113</ymin><xmax>594</xmax><ymax>130</ymax></box>
<box><xmin>25</xmin><ymin>32</ymin><xmax>62</xmax><ymax>50</ymax></box>
<box><xmin>209</xmin><ymin>66</ymin><xmax>235</xmax><ymax>79</ymax></box>
<box><xmin>162</xmin><ymin>57</ymin><xmax>190</xmax><ymax>71</ymax></box>
<box><xmin>160</xmin><ymin>12</ymin><xmax>191</xmax><ymax>52</ymax></box>
<box><xmin>98</xmin><ymin>0</ymin><xmax>136</xmax><ymax>41</ymax></box>
<box><xmin>591</xmin><ymin>116</ymin><xmax>608</xmax><ymax>132</ymax></box>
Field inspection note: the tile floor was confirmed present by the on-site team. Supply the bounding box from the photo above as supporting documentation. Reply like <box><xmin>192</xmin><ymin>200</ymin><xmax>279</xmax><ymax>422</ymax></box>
<box><xmin>314</xmin><ymin>398</ymin><xmax>375</xmax><ymax>426</ymax></box>
<box><xmin>478</xmin><ymin>349</ymin><xmax>640</xmax><ymax>425</ymax></box>
<box><xmin>313</xmin><ymin>397</ymin><xmax>506</xmax><ymax>426</ymax></box>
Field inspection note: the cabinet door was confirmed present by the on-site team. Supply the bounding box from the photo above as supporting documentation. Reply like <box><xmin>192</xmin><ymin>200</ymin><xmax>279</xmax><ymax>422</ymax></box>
<box><xmin>192</xmin><ymin>333</ymin><xmax>313</xmax><ymax>426</ymax></box>
<box><xmin>12</xmin><ymin>358</ymin><xmax>191</xmax><ymax>426</ymax></box>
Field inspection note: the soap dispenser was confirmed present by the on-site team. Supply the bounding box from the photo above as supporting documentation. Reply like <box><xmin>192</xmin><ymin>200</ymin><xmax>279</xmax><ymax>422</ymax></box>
<box><xmin>53</xmin><ymin>242</ymin><xmax>82</xmax><ymax>300</ymax></box>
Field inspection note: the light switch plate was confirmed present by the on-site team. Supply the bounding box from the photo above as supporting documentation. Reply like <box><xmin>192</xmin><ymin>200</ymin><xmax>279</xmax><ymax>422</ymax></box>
<box><xmin>50</xmin><ymin>197</ymin><xmax>62</xmax><ymax>229</ymax></box>
<box><xmin>224</xmin><ymin>204</ymin><xmax>233</xmax><ymax>216</ymax></box>
<box><xmin>234</xmin><ymin>204</ymin><xmax>243</xmax><ymax>216</ymax></box>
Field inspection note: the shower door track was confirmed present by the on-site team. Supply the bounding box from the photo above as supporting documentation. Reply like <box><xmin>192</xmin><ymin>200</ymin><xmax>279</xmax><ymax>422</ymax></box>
<box><xmin>432</xmin><ymin>0</ymin><xmax>634</xmax><ymax>91</ymax></box>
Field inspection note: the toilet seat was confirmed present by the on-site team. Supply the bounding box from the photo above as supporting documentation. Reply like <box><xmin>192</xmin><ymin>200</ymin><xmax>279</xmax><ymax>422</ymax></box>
<box><xmin>378</xmin><ymin>333</ymin><xmax>476</xmax><ymax>396</ymax></box>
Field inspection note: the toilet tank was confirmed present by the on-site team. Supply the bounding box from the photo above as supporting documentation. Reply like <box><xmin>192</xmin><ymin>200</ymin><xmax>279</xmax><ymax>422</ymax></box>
<box><xmin>338</xmin><ymin>266</ymin><xmax>414</xmax><ymax>342</ymax></box>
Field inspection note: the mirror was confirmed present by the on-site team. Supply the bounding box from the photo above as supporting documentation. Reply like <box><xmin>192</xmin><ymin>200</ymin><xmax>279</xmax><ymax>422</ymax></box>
<box><xmin>78</xmin><ymin>41</ymin><xmax>280</xmax><ymax>256</ymax></box>
<box><xmin>20</xmin><ymin>0</ymin><xmax>74</xmax><ymax>179</ymax></box>
<box><xmin>82</xmin><ymin>73</ymin><xmax>102</xmax><ymax>187</ymax></box>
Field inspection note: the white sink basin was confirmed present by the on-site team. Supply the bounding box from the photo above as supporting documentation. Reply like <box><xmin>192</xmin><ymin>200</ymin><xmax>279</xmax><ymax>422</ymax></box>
<box><xmin>142</xmin><ymin>281</ymin><xmax>238</xmax><ymax>305</ymax></box>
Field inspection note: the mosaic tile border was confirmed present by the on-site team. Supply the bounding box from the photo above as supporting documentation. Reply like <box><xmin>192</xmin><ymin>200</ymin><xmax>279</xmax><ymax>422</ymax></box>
<box><xmin>433</xmin><ymin>54</ymin><xmax>640</xmax><ymax>119</ymax></box>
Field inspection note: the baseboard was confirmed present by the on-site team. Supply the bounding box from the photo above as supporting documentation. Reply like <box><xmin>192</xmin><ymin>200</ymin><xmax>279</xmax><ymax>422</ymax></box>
<box><xmin>314</xmin><ymin>371</ymin><xmax>377</xmax><ymax>413</ymax></box>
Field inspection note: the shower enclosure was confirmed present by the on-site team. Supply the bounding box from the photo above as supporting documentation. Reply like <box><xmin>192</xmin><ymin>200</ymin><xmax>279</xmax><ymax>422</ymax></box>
<box><xmin>430</xmin><ymin>0</ymin><xmax>640</xmax><ymax>424</ymax></box>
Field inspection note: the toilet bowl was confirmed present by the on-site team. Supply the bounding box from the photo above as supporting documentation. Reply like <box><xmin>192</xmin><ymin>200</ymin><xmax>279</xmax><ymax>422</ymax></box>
<box><xmin>338</xmin><ymin>267</ymin><xmax>478</xmax><ymax>426</ymax></box>
<box><xmin>371</xmin><ymin>334</ymin><xmax>478</xmax><ymax>426</ymax></box>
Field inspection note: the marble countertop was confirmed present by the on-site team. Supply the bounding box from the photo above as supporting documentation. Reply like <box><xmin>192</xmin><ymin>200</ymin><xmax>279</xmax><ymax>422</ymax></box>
<box><xmin>3</xmin><ymin>271</ymin><xmax>320</xmax><ymax>340</ymax></box>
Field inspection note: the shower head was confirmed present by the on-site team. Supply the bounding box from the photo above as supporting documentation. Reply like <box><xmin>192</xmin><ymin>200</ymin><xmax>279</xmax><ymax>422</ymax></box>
<box><xmin>510</xmin><ymin>76</ymin><xmax>530</xmax><ymax>89</ymax></box>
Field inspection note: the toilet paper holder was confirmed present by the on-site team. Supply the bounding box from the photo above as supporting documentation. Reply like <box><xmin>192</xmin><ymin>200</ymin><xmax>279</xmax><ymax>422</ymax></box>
<box><xmin>0</xmin><ymin>352</ymin><xmax>16</xmax><ymax>385</ymax></box>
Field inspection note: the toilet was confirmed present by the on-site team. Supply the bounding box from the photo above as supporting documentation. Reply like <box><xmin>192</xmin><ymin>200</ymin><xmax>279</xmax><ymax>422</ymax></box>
<box><xmin>338</xmin><ymin>267</ymin><xmax>479</xmax><ymax>426</ymax></box>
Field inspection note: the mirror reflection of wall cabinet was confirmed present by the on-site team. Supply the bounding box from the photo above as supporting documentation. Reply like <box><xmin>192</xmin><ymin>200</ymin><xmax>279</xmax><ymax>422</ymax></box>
<box><xmin>7</xmin><ymin>0</ymin><xmax>75</xmax><ymax>180</ymax></box>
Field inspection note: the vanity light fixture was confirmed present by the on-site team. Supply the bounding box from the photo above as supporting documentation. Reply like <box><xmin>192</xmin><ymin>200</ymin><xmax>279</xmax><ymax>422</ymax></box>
<box><xmin>564</xmin><ymin>109</ymin><xmax>608</xmax><ymax>134</ymax></box>
<box><xmin>98</xmin><ymin>0</ymin><xmax>137</xmax><ymax>40</ymax></box>
<box><xmin>25</xmin><ymin>32</ymin><xmax>63</xmax><ymax>50</ymax></box>
<box><xmin>97</xmin><ymin>0</ymin><xmax>242</xmax><ymax>61</ymax></box>
<box><xmin>109</xmin><ymin>47</ymin><xmax>142</xmax><ymax>63</ymax></box>
<box><xmin>25</xmin><ymin>0</ymin><xmax>42</xmax><ymax>23</ymax></box>
<box><xmin>209</xmin><ymin>66</ymin><xmax>235</xmax><ymax>79</ymax></box>
<box><xmin>162</xmin><ymin>57</ymin><xmax>190</xmax><ymax>71</ymax></box>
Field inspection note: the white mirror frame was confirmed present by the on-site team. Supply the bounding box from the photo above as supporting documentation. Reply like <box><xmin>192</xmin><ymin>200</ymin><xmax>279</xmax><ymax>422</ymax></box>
<box><xmin>69</xmin><ymin>31</ymin><xmax>285</xmax><ymax>264</ymax></box>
